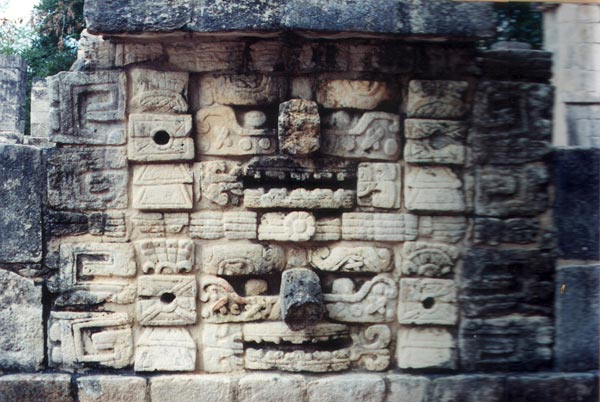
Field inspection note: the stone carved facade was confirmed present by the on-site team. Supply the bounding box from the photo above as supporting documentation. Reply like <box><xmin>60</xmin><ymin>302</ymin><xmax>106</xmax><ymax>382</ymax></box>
<box><xmin>12</xmin><ymin>11</ymin><xmax>555</xmax><ymax>386</ymax></box>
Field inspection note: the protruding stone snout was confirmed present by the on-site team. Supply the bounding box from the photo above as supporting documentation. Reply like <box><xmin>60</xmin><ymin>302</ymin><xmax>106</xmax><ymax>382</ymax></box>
<box><xmin>280</xmin><ymin>268</ymin><xmax>325</xmax><ymax>331</ymax></box>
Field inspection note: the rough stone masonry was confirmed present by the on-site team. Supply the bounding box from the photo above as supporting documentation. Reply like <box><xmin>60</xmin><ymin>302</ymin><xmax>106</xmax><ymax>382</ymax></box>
<box><xmin>0</xmin><ymin>1</ymin><xmax>597</xmax><ymax>401</ymax></box>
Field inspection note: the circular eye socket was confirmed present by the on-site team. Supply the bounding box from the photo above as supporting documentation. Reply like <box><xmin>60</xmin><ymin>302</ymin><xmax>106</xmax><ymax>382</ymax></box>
<box><xmin>421</xmin><ymin>297</ymin><xmax>435</xmax><ymax>310</ymax></box>
<box><xmin>160</xmin><ymin>292</ymin><xmax>176</xmax><ymax>304</ymax></box>
<box><xmin>153</xmin><ymin>130</ymin><xmax>171</xmax><ymax>145</ymax></box>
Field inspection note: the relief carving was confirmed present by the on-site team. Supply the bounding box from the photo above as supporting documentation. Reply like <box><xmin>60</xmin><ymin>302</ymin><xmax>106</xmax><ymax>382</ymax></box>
<box><xmin>134</xmin><ymin>327</ymin><xmax>196</xmax><ymax>372</ymax></box>
<box><xmin>418</xmin><ymin>216</ymin><xmax>467</xmax><ymax>244</ymax></box>
<box><xmin>397</xmin><ymin>278</ymin><xmax>457</xmax><ymax>325</ymax></box>
<box><xmin>48</xmin><ymin>312</ymin><xmax>133</xmax><ymax>369</ymax></box>
<box><xmin>405</xmin><ymin>166</ymin><xmax>465</xmax><ymax>212</ymax></box>
<box><xmin>406</xmin><ymin>80</ymin><xmax>468</xmax><ymax>119</ymax></box>
<box><xmin>198</xmin><ymin>74</ymin><xmax>287</xmax><ymax>106</ymax></box>
<box><xmin>258</xmin><ymin>211</ymin><xmax>316</xmax><ymax>242</ymax></box>
<box><xmin>309</xmin><ymin>246</ymin><xmax>393</xmax><ymax>273</ymax></box>
<box><xmin>357</xmin><ymin>163</ymin><xmax>401</xmax><ymax>209</ymax></box>
<box><xmin>195</xmin><ymin>106</ymin><xmax>276</xmax><ymax>156</ymax></box>
<box><xmin>244</xmin><ymin>188</ymin><xmax>355</xmax><ymax>210</ymax></box>
<box><xmin>166</xmin><ymin>41</ymin><xmax>245</xmax><ymax>72</ymax></box>
<box><xmin>202</xmin><ymin>324</ymin><xmax>243</xmax><ymax>373</ymax></box>
<box><xmin>137</xmin><ymin>275</ymin><xmax>197</xmax><ymax>326</ymax></box>
<box><xmin>324</xmin><ymin>274</ymin><xmax>397</xmax><ymax>323</ymax></box>
<box><xmin>190</xmin><ymin>211</ymin><xmax>257</xmax><ymax>240</ymax></box>
<box><xmin>202</xmin><ymin>243</ymin><xmax>285</xmax><ymax>275</ymax></box>
<box><xmin>127</xmin><ymin>114</ymin><xmax>194</xmax><ymax>162</ymax></box>
<box><xmin>342</xmin><ymin>213</ymin><xmax>418</xmax><ymax>241</ymax></box>
<box><xmin>316</xmin><ymin>79</ymin><xmax>392</xmax><ymax>110</ymax></box>
<box><xmin>404</xmin><ymin>119</ymin><xmax>466</xmax><ymax>165</ymax></box>
<box><xmin>131</xmin><ymin>212</ymin><xmax>189</xmax><ymax>237</ymax></box>
<box><xmin>396</xmin><ymin>326</ymin><xmax>456</xmax><ymax>369</ymax></box>
<box><xmin>244</xmin><ymin>156</ymin><xmax>357</xmax><ymax>183</ymax></box>
<box><xmin>278</xmin><ymin>99</ymin><xmax>320</xmax><ymax>155</ymax></box>
<box><xmin>195</xmin><ymin>161</ymin><xmax>243</xmax><ymax>206</ymax></box>
<box><xmin>132</xmin><ymin>164</ymin><xmax>194</xmax><ymax>210</ymax></box>
<box><xmin>129</xmin><ymin>68</ymin><xmax>188</xmax><ymax>113</ymax></box>
<box><xmin>136</xmin><ymin>239</ymin><xmax>194</xmax><ymax>274</ymax></box>
<box><xmin>401</xmin><ymin>242</ymin><xmax>459</xmax><ymax>277</ymax></box>
<box><xmin>321</xmin><ymin>111</ymin><xmax>401</xmax><ymax>160</ymax></box>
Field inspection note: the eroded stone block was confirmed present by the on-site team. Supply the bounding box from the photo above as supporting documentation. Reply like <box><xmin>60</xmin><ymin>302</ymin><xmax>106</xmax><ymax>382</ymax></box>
<box><xmin>316</xmin><ymin>79</ymin><xmax>392</xmax><ymax>110</ymax></box>
<box><xmin>405</xmin><ymin>166</ymin><xmax>465</xmax><ymax>212</ymax></box>
<box><xmin>196</xmin><ymin>161</ymin><xmax>243</xmax><ymax>207</ymax></box>
<box><xmin>418</xmin><ymin>216</ymin><xmax>467</xmax><ymax>244</ymax></box>
<box><xmin>475</xmin><ymin>164</ymin><xmax>549</xmax><ymax>217</ymax></box>
<box><xmin>357</xmin><ymin>163</ymin><xmax>401</xmax><ymax>209</ymax></box>
<box><xmin>127</xmin><ymin>114</ymin><xmax>194</xmax><ymax>161</ymax></box>
<box><xmin>396</xmin><ymin>327</ymin><xmax>456</xmax><ymax>369</ymax></box>
<box><xmin>46</xmin><ymin>147</ymin><xmax>128</xmax><ymax>210</ymax></box>
<box><xmin>239</xmin><ymin>374</ymin><xmax>305</xmax><ymax>402</ymax></box>
<box><xmin>342</xmin><ymin>213</ymin><xmax>418</xmax><ymax>241</ymax></box>
<box><xmin>166</xmin><ymin>41</ymin><xmax>245</xmax><ymax>72</ymax></box>
<box><xmin>406</xmin><ymin>80</ymin><xmax>468</xmax><ymax>119</ymax></box>
<box><xmin>132</xmin><ymin>164</ymin><xmax>193</xmax><ymax>210</ymax></box>
<box><xmin>325</xmin><ymin>274</ymin><xmax>397</xmax><ymax>323</ymax></box>
<box><xmin>201</xmin><ymin>324</ymin><xmax>243</xmax><ymax>373</ymax></box>
<box><xmin>137</xmin><ymin>275</ymin><xmax>197</xmax><ymax>326</ymax></box>
<box><xmin>190</xmin><ymin>211</ymin><xmax>257</xmax><ymax>240</ymax></box>
<box><xmin>404</xmin><ymin>119</ymin><xmax>466</xmax><ymax>164</ymax></box>
<box><xmin>0</xmin><ymin>270</ymin><xmax>43</xmax><ymax>371</ymax></box>
<box><xmin>397</xmin><ymin>278</ymin><xmax>457</xmax><ymax>325</ymax></box>
<box><xmin>307</xmin><ymin>375</ymin><xmax>385</xmax><ymax>402</ymax></box>
<box><xmin>131</xmin><ymin>212</ymin><xmax>189</xmax><ymax>237</ymax></box>
<box><xmin>77</xmin><ymin>376</ymin><xmax>148</xmax><ymax>402</ymax></box>
<box><xmin>136</xmin><ymin>239</ymin><xmax>194</xmax><ymax>274</ymax></box>
<box><xmin>134</xmin><ymin>328</ymin><xmax>195</xmax><ymax>372</ymax></box>
<box><xmin>244</xmin><ymin>155</ymin><xmax>357</xmax><ymax>183</ymax></box>
<box><xmin>386</xmin><ymin>375</ymin><xmax>429</xmax><ymax>402</ymax></box>
<box><xmin>48</xmin><ymin>71</ymin><xmax>126</xmax><ymax>144</ymax></box>
<box><xmin>150</xmin><ymin>375</ymin><xmax>234</xmax><ymax>402</ymax></box>
<box><xmin>401</xmin><ymin>242</ymin><xmax>459</xmax><ymax>277</ymax></box>
<box><xmin>195</xmin><ymin>106</ymin><xmax>276</xmax><ymax>156</ymax></box>
<box><xmin>471</xmin><ymin>81</ymin><xmax>552</xmax><ymax>164</ymax></box>
<box><xmin>460</xmin><ymin>316</ymin><xmax>553</xmax><ymax>371</ymax></box>
<box><xmin>460</xmin><ymin>249</ymin><xmax>553</xmax><ymax>318</ymax></box>
<box><xmin>202</xmin><ymin>243</ymin><xmax>284</xmax><ymax>275</ymax></box>
<box><xmin>309</xmin><ymin>246</ymin><xmax>393</xmax><ymax>273</ymax></box>
<box><xmin>321</xmin><ymin>111</ymin><xmax>401</xmax><ymax>160</ymax></box>
<box><xmin>473</xmin><ymin>217</ymin><xmax>541</xmax><ymax>245</ymax></box>
<box><xmin>0</xmin><ymin>374</ymin><xmax>73</xmax><ymax>402</ymax></box>
<box><xmin>506</xmin><ymin>373</ymin><xmax>598</xmax><ymax>402</ymax></box>
<box><xmin>129</xmin><ymin>68</ymin><xmax>188</xmax><ymax>113</ymax></box>
<box><xmin>429</xmin><ymin>375</ymin><xmax>505</xmax><ymax>402</ymax></box>
<box><xmin>198</xmin><ymin>74</ymin><xmax>287</xmax><ymax>106</ymax></box>
<box><xmin>244</xmin><ymin>188</ymin><xmax>355</xmax><ymax>209</ymax></box>
<box><xmin>48</xmin><ymin>312</ymin><xmax>133</xmax><ymax>369</ymax></box>
<box><xmin>278</xmin><ymin>99</ymin><xmax>320</xmax><ymax>155</ymax></box>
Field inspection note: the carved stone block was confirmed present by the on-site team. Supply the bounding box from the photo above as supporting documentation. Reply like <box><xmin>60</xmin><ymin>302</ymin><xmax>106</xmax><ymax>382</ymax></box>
<box><xmin>46</xmin><ymin>210</ymin><xmax>128</xmax><ymax>241</ymax></box>
<box><xmin>129</xmin><ymin>68</ymin><xmax>188</xmax><ymax>113</ymax></box>
<box><xmin>418</xmin><ymin>216</ymin><xmax>467</xmax><ymax>244</ymax></box>
<box><xmin>195</xmin><ymin>106</ymin><xmax>276</xmax><ymax>156</ymax></box>
<box><xmin>202</xmin><ymin>243</ymin><xmax>285</xmax><ymax>275</ymax></box>
<box><xmin>357</xmin><ymin>163</ymin><xmax>401</xmax><ymax>209</ymax></box>
<box><xmin>473</xmin><ymin>217</ymin><xmax>541</xmax><ymax>245</ymax></box>
<box><xmin>404</xmin><ymin>119</ymin><xmax>466</xmax><ymax>165</ymax></box>
<box><xmin>401</xmin><ymin>242</ymin><xmax>459</xmax><ymax>277</ymax></box>
<box><xmin>197</xmin><ymin>74</ymin><xmax>287</xmax><ymax>106</ymax></box>
<box><xmin>48</xmin><ymin>312</ymin><xmax>133</xmax><ymax>369</ymax></box>
<box><xmin>325</xmin><ymin>274</ymin><xmax>397</xmax><ymax>323</ymax></box>
<box><xmin>48</xmin><ymin>71</ymin><xmax>126</xmax><ymax>144</ymax></box>
<box><xmin>200</xmin><ymin>276</ymin><xmax>280</xmax><ymax>323</ymax></box>
<box><xmin>244</xmin><ymin>156</ymin><xmax>357</xmax><ymax>184</ymax></box>
<box><xmin>131</xmin><ymin>212</ymin><xmax>189</xmax><ymax>237</ymax></box>
<box><xmin>321</xmin><ymin>111</ymin><xmax>401</xmax><ymax>160</ymax></box>
<box><xmin>342</xmin><ymin>213</ymin><xmax>418</xmax><ymax>241</ymax></box>
<box><xmin>309</xmin><ymin>246</ymin><xmax>393</xmax><ymax>273</ymax></box>
<box><xmin>475</xmin><ymin>165</ymin><xmax>549</xmax><ymax>217</ymax></box>
<box><xmin>397</xmin><ymin>278</ymin><xmax>457</xmax><ymax>325</ymax></box>
<box><xmin>405</xmin><ymin>167</ymin><xmax>465</xmax><ymax>212</ymax></box>
<box><xmin>460</xmin><ymin>249</ymin><xmax>553</xmax><ymax>319</ymax></box>
<box><xmin>471</xmin><ymin>81</ymin><xmax>552</xmax><ymax>164</ymax></box>
<box><xmin>137</xmin><ymin>276</ymin><xmax>197</xmax><ymax>326</ymax></box>
<box><xmin>460</xmin><ymin>316</ymin><xmax>552</xmax><ymax>371</ymax></box>
<box><xmin>166</xmin><ymin>41</ymin><xmax>245</xmax><ymax>72</ymax></box>
<box><xmin>281</xmin><ymin>268</ymin><xmax>325</xmax><ymax>330</ymax></box>
<box><xmin>136</xmin><ymin>239</ymin><xmax>194</xmax><ymax>274</ymax></box>
<box><xmin>396</xmin><ymin>327</ymin><xmax>456</xmax><ymax>369</ymax></box>
<box><xmin>202</xmin><ymin>324</ymin><xmax>243</xmax><ymax>373</ymax></box>
<box><xmin>132</xmin><ymin>164</ymin><xmax>193</xmax><ymax>210</ymax></box>
<box><xmin>316</xmin><ymin>80</ymin><xmax>392</xmax><ymax>110</ymax></box>
<box><xmin>242</xmin><ymin>322</ymin><xmax>349</xmax><ymax>345</ymax></box>
<box><xmin>244</xmin><ymin>188</ymin><xmax>355</xmax><ymax>210</ymax></box>
<box><xmin>134</xmin><ymin>327</ymin><xmax>195</xmax><ymax>372</ymax></box>
<box><xmin>406</xmin><ymin>80</ymin><xmax>468</xmax><ymax>119</ymax></box>
<box><xmin>190</xmin><ymin>211</ymin><xmax>257</xmax><ymax>240</ymax></box>
<box><xmin>196</xmin><ymin>161</ymin><xmax>243</xmax><ymax>207</ymax></box>
<box><xmin>127</xmin><ymin>114</ymin><xmax>194</xmax><ymax>162</ymax></box>
<box><xmin>258</xmin><ymin>212</ymin><xmax>317</xmax><ymax>242</ymax></box>
<box><xmin>46</xmin><ymin>147</ymin><xmax>128</xmax><ymax>210</ymax></box>
<box><xmin>52</xmin><ymin>243</ymin><xmax>135</xmax><ymax>305</ymax></box>
<box><xmin>249</xmin><ymin>40</ymin><xmax>285</xmax><ymax>72</ymax></box>
<box><xmin>278</xmin><ymin>99</ymin><xmax>320</xmax><ymax>155</ymax></box>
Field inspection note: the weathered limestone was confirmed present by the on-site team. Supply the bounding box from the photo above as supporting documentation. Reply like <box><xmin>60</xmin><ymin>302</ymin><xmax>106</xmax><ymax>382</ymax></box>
<box><xmin>0</xmin><ymin>55</ymin><xmax>27</xmax><ymax>138</ymax></box>
<box><xmin>0</xmin><ymin>374</ymin><xmax>73</xmax><ymax>402</ymax></box>
<box><xmin>238</xmin><ymin>374</ymin><xmax>305</xmax><ymax>402</ymax></box>
<box><xmin>357</xmin><ymin>163</ymin><xmax>401</xmax><ymax>209</ymax></box>
<box><xmin>307</xmin><ymin>375</ymin><xmax>385</xmax><ymax>402</ymax></box>
<box><xmin>280</xmin><ymin>268</ymin><xmax>325</xmax><ymax>330</ymax></box>
<box><xmin>406</xmin><ymin>80</ymin><xmax>468</xmax><ymax>119</ymax></box>
<box><xmin>396</xmin><ymin>327</ymin><xmax>456</xmax><ymax>369</ymax></box>
<box><xmin>0</xmin><ymin>270</ymin><xmax>44</xmax><ymax>371</ymax></box>
<box><xmin>77</xmin><ymin>376</ymin><xmax>148</xmax><ymax>402</ymax></box>
<box><xmin>134</xmin><ymin>328</ymin><xmax>196</xmax><ymax>372</ymax></box>
<box><xmin>429</xmin><ymin>375</ymin><xmax>505</xmax><ymax>402</ymax></box>
<box><xmin>150</xmin><ymin>375</ymin><xmax>234</xmax><ymax>402</ymax></box>
<box><xmin>278</xmin><ymin>99</ymin><xmax>320</xmax><ymax>155</ymax></box>
<box><xmin>132</xmin><ymin>164</ymin><xmax>193</xmax><ymax>210</ymax></box>
<box><xmin>129</xmin><ymin>69</ymin><xmax>188</xmax><ymax>113</ymax></box>
<box><xmin>405</xmin><ymin>167</ymin><xmax>465</xmax><ymax>212</ymax></box>
<box><xmin>127</xmin><ymin>114</ymin><xmax>194</xmax><ymax>162</ymax></box>
<box><xmin>0</xmin><ymin>145</ymin><xmax>43</xmax><ymax>262</ymax></box>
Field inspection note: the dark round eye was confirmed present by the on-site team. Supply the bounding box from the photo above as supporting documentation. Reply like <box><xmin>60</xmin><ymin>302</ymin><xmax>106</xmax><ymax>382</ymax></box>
<box><xmin>153</xmin><ymin>130</ymin><xmax>171</xmax><ymax>145</ymax></box>
<box><xmin>160</xmin><ymin>292</ymin><xmax>176</xmax><ymax>304</ymax></box>
<box><xmin>421</xmin><ymin>297</ymin><xmax>435</xmax><ymax>309</ymax></box>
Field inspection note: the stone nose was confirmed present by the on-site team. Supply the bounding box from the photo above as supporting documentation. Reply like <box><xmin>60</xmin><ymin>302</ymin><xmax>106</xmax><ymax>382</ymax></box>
<box><xmin>280</xmin><ymin>268</ymin><xmax>325</xmax><ymax>331</ymax></box>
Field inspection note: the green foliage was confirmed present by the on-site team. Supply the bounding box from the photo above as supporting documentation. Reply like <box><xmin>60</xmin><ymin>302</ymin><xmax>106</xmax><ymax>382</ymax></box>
<box><xmin>493</xmin><ymin>3</ymin><xmax>543</xmax><ymax>49</ymax></box>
